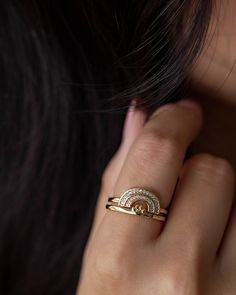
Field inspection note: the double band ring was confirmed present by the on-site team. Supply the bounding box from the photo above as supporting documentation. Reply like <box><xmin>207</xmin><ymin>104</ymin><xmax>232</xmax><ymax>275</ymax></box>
<box><xmin>106</xmin><ymin>188</ymin><xmax>168</xmax><ymax>222</ymax></box>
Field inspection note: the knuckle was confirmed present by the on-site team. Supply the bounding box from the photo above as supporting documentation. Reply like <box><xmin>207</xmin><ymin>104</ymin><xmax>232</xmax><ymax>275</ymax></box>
<box><xmin>149</xmin><ymin>102</ymin><xmax>176</xmax><ymax>118</ymax></box>
<box><xmin>214</xmin><ymin>158</ymin><xmax>235</xmax><ymax>179</ymax></box>
<box><xmin>136</xmin><ymin>128</ymin><xmax>182</xmax><ymax>161</ymax></box>
<box><xmin>189</xmin><ymin>153</ymin><xmax>235</xmax><ymax>181</ymax></box>
<box><xmin>150</xmin><ymin>102</ymin><xmax>199</xmax><ymax>121</ymax></box>
<box><xmin>150</xmin><ymin>102</ymin><xmax>190</xmax><ymax>118</ymax></box>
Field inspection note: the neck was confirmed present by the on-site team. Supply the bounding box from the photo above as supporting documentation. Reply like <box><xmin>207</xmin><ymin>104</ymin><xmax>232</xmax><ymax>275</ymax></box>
<box><xmin>187</xmin><ymin>89</ymin><xmax>236</xmax><ymax>174</ymax></box>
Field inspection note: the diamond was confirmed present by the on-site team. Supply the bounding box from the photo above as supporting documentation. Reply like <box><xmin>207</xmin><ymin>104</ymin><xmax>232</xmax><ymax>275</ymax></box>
<box><xmin>118</xmin><ymin>188</ymin><xmax>160</xmax><ymax>215</ymax></box>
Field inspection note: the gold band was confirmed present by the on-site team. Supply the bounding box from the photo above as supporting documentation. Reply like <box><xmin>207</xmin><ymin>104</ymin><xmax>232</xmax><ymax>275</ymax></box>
<box><xmin>106</xmin><ymin>204</ymin><xmax>166</xmax><ymax>222</ymax></box>
<box><xmin>105</xmin><ymin>187</ymin><xmax>168</xmax><ymax>222</ymax></box>
<box><xmin>107</xmin><ymin>197</ymin><xmax>168</xmax><ymax>215</ymax></box>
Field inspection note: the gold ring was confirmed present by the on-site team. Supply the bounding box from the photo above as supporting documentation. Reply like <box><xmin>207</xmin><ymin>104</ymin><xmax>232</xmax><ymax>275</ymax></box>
<box><xmin>105</xmin><ymin>187</ymin><xmax>168</xmax><ymax>222</ymax></box>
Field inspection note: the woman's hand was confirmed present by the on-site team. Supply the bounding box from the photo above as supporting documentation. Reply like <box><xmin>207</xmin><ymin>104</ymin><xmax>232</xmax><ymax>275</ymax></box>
<box><xmin>76</xmin><ymin>99</ymin><xmax>236</xmax><ymax>295</ymax></box>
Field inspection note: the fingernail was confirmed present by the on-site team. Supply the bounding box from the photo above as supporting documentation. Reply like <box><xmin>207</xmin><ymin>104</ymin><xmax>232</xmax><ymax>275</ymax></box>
<box><xmin>122</xmin><ymin>99</ymin><xmax>147</xmax><ymax>147</ymax></box>
<box><xmin>122</xmin><ymin>99</ymin><xmax>136</xmax><ymax>140</ymax></box>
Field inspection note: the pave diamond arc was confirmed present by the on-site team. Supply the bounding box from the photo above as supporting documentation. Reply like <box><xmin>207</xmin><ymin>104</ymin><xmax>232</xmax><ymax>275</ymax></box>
<box><xmin>118</xmin><ymin>188</ymin><xmax>160</xmax><ymax>215</ymax></box>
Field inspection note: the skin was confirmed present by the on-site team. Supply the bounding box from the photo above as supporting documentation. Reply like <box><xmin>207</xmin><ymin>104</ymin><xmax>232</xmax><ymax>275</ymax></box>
<box><xmin>76</xmin><ymin>100</ymin><xmax>236</xmax><ymax>294</ymax></box>
<box><xmin>190</xmin><ymin>0</ymin><xmax>236</xmax><ymax>103</ymax></box>
<box><xmin>189</xmin><ymin>0</ymin><xmax>236</xmax><ymax>172</ymax></box>
<box><xmin>76</xmin><ymin>1</ymin><xmax>236</xmax><ymax>294</ymax></box>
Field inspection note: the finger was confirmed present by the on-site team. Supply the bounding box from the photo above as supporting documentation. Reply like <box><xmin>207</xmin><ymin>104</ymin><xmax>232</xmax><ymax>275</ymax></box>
<box><xmin>98</xmin><ymin>99</ymin><xmax>203</xmax><ymax>245</ymax></box>
<box><xmin>161</xmin><ymin>153</ymin><xmax>235</xmax><ymax>263</ymax></box>
<box><xmin>217</xmin><ymin>198</ymin><xmax>236</xmax><ymax>273</ymax></box>
<box><xmin>102</xmin><ymin>99</ymin><xmax>147</xmax><ymax>196</ymax></box>
<box><xmin>89</xmin><ymin>100</ymin><xmax>147</xmax><ymax>239</ymax></box>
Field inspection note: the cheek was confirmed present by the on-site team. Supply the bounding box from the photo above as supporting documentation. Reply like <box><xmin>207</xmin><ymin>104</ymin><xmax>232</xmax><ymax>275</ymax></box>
<box><xmin>189</xmin><ymin>0</ymin><xmax>236</xmax><ymax>104</ymax></box>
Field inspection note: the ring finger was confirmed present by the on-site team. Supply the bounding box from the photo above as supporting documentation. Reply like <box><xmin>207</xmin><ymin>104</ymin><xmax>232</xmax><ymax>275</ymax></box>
<box><xmin>97</xmin><ymin>99</ymin><xmax>203</xmax><ymax>245</ymax></box>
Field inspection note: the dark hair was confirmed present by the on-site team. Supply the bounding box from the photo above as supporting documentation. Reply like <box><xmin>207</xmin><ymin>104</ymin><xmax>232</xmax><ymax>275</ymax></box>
<box><xmin>0</xmin><ymin>1</ymin><xmax>212</xmax><ymax>294</ymax></box>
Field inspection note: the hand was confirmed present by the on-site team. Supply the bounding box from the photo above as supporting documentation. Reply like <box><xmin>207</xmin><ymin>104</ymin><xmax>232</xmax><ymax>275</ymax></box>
<box><xmin>76</xmin><ymin>99</ymin><xmax>236</xmax><ymax>295</ymax></box>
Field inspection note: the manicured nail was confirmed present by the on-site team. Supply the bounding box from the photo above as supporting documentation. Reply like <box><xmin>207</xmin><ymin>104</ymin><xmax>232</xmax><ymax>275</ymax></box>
<box><xmin>122</xmin><ymin>99</ymin><xmax>136</xmax><ymax>140</ymax></box>
<box><xmin>122</xmin><ymin>99</ymin><xmax>147</xmax><ymax>147</ymax></box>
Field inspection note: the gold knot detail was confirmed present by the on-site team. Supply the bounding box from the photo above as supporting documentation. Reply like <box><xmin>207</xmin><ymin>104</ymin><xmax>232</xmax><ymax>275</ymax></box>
<box><xmin>132</xmin><ymin>204</ymin><xmax>146</xmax><ymax>215</ymax></box>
